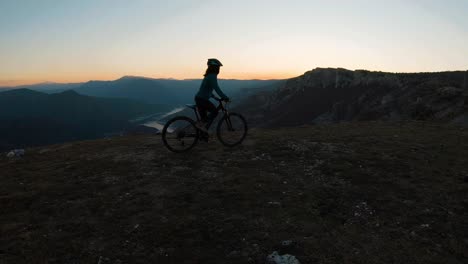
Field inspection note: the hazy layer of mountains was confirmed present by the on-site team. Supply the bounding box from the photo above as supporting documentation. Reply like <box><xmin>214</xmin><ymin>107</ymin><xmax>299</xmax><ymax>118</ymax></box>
<box><xmin>0</xmin><ymin>82</ymin><xmax>82</xmax><ymax>93</ymax></box>
<box><xmin>0</xmin><ymin>89</ymin><xmax>170</xmax><ymax>151</ymax></box>
<box><xmin>77</xmin><ymin>77</ymin><xmax>283</xmax><ymax>105</ymax></box>
<box><xmin>237</xmin><ymin>68</ymin><xmax>468</xmax><ymax>127</ymax></box>
<box><xmin>1</xmin><ymin>77</ymin><xmax>282</xmax><ymax>105</ymax></box>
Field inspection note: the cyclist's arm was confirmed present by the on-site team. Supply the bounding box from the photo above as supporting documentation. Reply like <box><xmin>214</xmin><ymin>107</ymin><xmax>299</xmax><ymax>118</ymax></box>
<box><xmin>211</xmin><ymin>75</ymin><xmax>229</xmax><ymax>100</ymax></box>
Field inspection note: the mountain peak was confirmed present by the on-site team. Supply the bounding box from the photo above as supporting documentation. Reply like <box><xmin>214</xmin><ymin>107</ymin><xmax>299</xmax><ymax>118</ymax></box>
<box><xmin>118</xmin><ymin>75</ymin><xmax>154</xmax><ymax>81</ymax></box>
<box><xmin>55</xmin><ymin>90</ymin><xmax>81</xmax><ymax>97</ymax></box>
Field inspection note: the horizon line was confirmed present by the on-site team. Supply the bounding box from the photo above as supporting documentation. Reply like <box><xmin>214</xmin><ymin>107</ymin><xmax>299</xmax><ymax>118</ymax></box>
<box><xmin>2</xmin><ymin>67</ymin><xmax>468</xmax><ymax>88</ymax></box>
<box><xmin>0</xmin><ymin>76</ymin><xmax>290</xmax><ymax>88</ymax></box>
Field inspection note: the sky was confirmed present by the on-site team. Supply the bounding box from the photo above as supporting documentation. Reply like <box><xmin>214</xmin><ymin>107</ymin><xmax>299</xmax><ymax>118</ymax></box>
<box><xmin>0</xmin><ymin>0</ymin><xmax>467</xmax><ymax>86</ymax></box>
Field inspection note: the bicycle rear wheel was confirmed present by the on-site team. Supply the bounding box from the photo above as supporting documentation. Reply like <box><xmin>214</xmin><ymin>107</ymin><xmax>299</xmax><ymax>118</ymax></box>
<box><xmin>162</xmin><ymin>116</ymin><xmax>199</xmax><ymax>153</ymax></box>
<box><xmin>217</xmin><ymin>113</ymin><xmax>248</xmax><ymax>147</ymax></box>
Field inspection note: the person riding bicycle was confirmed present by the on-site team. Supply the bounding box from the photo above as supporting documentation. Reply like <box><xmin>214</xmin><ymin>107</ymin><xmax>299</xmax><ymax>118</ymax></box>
<box><xmin>161</xmin><ymin>59</ymin><xmax>246</xmax><ymax>152</ymax></box>
<box><xmin>195</xmin><ymin>58</ymin><xmax>230</xmax><ymax>132</ymax></box>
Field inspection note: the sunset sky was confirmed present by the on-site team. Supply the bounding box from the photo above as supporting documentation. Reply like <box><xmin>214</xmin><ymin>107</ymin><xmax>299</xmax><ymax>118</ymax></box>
<box><xmin>1</xmin><ymin>0</ymin><xmax>467</xmax><ymax>86</ymax></box>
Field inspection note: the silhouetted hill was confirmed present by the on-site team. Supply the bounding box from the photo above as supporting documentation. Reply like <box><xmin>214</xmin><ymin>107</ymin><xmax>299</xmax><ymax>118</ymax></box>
<box><xmin>0</xmin><ymin>89</ymin><xmax>170</xmax><ymax>150</ymax></box>
<box><xmin>237</xmin><ymin>68</ymin><xmax>468</xmax><ymax>127</ymax></box>
<box><xmin>0</xmin><ymin>82</ymin><xmax>82</xmax><ymax>93</ymax></box>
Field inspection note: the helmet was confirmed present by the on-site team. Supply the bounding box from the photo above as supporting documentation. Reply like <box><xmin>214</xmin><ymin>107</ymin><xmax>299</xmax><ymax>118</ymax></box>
<box><xmin>207</xmin><ymin>58</ymin><xmax>223</xmax><ymax>67</ymax></box>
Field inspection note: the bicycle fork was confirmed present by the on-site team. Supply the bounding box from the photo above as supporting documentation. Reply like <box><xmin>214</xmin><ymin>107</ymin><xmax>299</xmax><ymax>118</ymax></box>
<box><xmin>225</xmin><ymin>114</ymin><xmax>235</xmax><ymax>131</ymax></box>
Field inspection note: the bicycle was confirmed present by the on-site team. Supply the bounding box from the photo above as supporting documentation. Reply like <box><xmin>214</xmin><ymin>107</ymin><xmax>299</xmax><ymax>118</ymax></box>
<box><xmin>161</xmin><ymin>97</ymin><xmax>248</xmax><ymax>153</ymax></box>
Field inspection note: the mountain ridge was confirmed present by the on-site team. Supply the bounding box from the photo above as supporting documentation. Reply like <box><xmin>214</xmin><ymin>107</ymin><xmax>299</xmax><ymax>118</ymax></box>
<box><xmin>237</xmin><ymin>68</ymin><xmax>468</xmax><ymax>127</ymax></box>
<box><xmin>1</xmin><ymin>76</ymin><xmax>283</xmax><ymax>89</ymax></box>
<box><xmin>71</xmin><ymin>77</ymin><xmax>283</xmax><ymax>105</ymax></box>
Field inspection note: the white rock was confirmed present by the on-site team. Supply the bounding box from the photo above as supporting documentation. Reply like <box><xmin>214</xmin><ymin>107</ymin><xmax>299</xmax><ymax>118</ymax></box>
<box><xmin>7</xmin><ymin>149</ymin><xmax>25</xmax><ymax>158</ymax></box>
<box><xmin>14</xmin><ymin>149</ymin><xmax>25</xmax><ymax>156</ymax></box>
<box><xmin>267</xmin><ymin>251</ymin><xmax>300</xmax><ymax>264</ymax></box>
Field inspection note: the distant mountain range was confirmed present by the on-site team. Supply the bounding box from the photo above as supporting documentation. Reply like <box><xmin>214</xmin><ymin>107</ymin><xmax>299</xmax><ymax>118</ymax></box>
<box><xmin>0</xmin><ymin>82</ymin><xmax>82</xmax><ymax>93</ymax></box>
<box><xmin>0</xmin><ymin>76</ymin><xmax>283</xmax><ymax>105</ymax></box>
<box><xmin>0</xmin><ymin>89</ymin><xmax>171</xmax><ymax>151</ymax></box>
<box><xmin>237</xmin><ymin>68</ymin><xmax>468</xmax><ymax>127</ymax></box>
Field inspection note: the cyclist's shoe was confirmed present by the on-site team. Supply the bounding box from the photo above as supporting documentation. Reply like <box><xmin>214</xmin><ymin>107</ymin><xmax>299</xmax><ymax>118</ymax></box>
<box><xmin>195</xmin><ymin>121</ymin><xmax>208</xmax><ymax>133</ymax></box>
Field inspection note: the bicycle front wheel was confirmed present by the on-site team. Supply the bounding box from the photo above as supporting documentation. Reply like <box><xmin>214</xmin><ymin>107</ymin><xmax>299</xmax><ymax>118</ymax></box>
<box><xmin>162</xmin><ymin>116</ymin><xmax>199</xmax><ymax>153</ymax></box>
<box><xmin>217</xmin><ymin>113</ymin><xmax>248</xmax><ymax>147</ymax></box>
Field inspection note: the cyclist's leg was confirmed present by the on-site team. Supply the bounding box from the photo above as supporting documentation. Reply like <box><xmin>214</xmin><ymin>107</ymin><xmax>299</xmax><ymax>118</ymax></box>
<box><xmin>205</xmin><ymin>102</ymin><xmax>218</xmax><ymax>129</ymax></box>
<box><xmin>196</xmin><ymin>97</ymin><xmax>217</xmax><ymax>128</ymax></box>
<box><xmin>195</xmin><ymin>97</ymin><xmax>209</xmax><ymax>122</ymax></box>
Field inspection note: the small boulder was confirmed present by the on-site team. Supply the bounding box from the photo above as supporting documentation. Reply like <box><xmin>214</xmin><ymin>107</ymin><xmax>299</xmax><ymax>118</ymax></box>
<box><xmin>6</xmin><ymin>149</ymin><xmax>25</xmax><ymax>158</ymax></box>
<box><xmin>266</xmin><ymin>251</ymin><xmax>300</xmax><ymax>264</ymax></box>
<box><xmin>14</xmin><ymin>149</ymin><xmax>25</xmax><ymax>157</ymax></box>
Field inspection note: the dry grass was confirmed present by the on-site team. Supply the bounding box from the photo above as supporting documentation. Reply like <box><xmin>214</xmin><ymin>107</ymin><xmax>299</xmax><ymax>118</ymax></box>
<box><xmin>1</xmin><ymin>122</ymin><xmax>467</xmax><ymax>263</ymax></box>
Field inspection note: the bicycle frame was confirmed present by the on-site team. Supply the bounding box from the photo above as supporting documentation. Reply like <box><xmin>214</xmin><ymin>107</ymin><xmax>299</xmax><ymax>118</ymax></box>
<box><xmin>189</xmin><ymin>98</ymin><xmax>230</xmax><ymax>130</ymax></box>
<box><xmin>162</xmin><ymin>97</ymin><xmax>247</xmax><ymax>152</ymax></box>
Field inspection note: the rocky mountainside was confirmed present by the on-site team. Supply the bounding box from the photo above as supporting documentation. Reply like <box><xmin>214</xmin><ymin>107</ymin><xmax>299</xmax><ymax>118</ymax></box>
<box><xmin>1</xmin><ymin>122</ymin><xmax>467</xmax><ymax>263</ymax></box>
<box><xmin>237</xmin><ymin>68</ymin><xmax>468</xmax><ymax>127</ymax></box>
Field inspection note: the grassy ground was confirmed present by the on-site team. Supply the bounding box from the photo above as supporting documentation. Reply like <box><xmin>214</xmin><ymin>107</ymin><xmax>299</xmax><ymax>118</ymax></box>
<box><xmin>1</xmin><ymin>122</ymin><xmax>467</xmax><ymax>264</ymax></box>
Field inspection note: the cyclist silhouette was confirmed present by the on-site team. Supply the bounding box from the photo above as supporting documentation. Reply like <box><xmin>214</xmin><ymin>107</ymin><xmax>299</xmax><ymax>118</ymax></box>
<box><xmin>194</xmin><ymin>58</ymin><xmax>230</xmax><ymax>132</ymax></box>
<box><xmin>161</xmin><ymin>59</ymin><xmax>247</xmax><ymax>152</ymax></box>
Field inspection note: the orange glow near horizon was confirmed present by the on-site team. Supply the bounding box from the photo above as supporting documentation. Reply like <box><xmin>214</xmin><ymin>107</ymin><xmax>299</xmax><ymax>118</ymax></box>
<box><xmin>3</xmin><ymin>65</ymin><xmax>468</xmax><ymax>87</ymax></box>
<box><xmin>0</xmin><ymin>70</ymin><xmax>300</xmax><ymax>87</ymax></box>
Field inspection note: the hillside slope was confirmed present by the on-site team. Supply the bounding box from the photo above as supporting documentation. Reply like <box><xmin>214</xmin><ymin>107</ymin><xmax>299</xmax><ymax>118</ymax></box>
<box><xmin>0</xmin><ymin>89</ymin><xmax>169</xmax><ymax>121</ymax></box>
<box><xmin>237</xmin><ymin>68</ymin><xmax>468</xmax><ymax>127</ymax></box>
<box><xmin>0</xmin><ymin>89</ymin><xmax>169</xmax><ymax>150</ymax></box>
<box><xmin>1</xmin><ymin>122</ymin><xmax>467</xmax><ymax>263</ymax></box>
